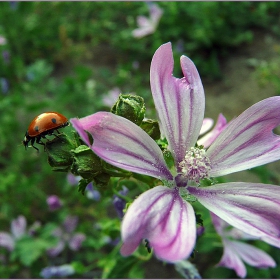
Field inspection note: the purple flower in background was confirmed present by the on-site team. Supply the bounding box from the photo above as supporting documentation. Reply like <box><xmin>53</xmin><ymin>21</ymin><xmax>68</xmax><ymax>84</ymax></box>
<box><xmin>47</xmin><ymin>215</ymin><xmax>86</xmax><ymax>257</ymax></box>
<box><xmin>40</xmin><ymin>264</ymin><xmax>75</xmax><ymax>279</ymax></box>
<box><xmin>102</xmin><ymin>87</ymin><xmax>121</xmax><ymax>107</ymax></box>
<box><xmin>132</xmin><ymin>2</ymin><xmax>163</xmax><ymax>39</ymax></box>
<box><xmin>0</xmin><ymin>36</ymin><xmax>6</xmax><ymax>45</ymax></box>
<box><xmin>0</xmin><ymin>78</ymin><xmax>9</xmax><ymax>94</ymax></box>
<box><xmin>85</xmin><ymin>182</ymin><xmax>101</xmax><ymax>201</ymax></box>
<box><xmin>67</xmin><ymin>173</ymin><xmax>81</xmax><ymax>186</ymax></box>
<box><xmin>211</xmin><ymin>212</ymin><xmax>276</xmax><ymax>278</ymax></box>
<box><xmin>0</xmin><ymin>216</ymin><xmax>27</xmax><ymax>251</ymax></box>
<box><xmin>47</xmin><ymin>195</ymin><xmax>63</xmax><ymax>211</ymax></box>
<box><xmin>67</xmin><ymin>173</ymin><xmax>101</xmax><ymax>201</ymax></box>
<box><xmin>113</xmin><ymin>186</ymin><xmax>129</xmax><ymax>218</ymax></box>
<box><xmin>9</xmin><ymin>1</ymin><xmax>18</xmax><ymax>10</ymax></box>
<box><xmin>71</xmin><ymin>42</ymin><xmax>280</xmax><ymax>262</ymax></box>
<box><xmin>2</xmin><ymin>50</ymin><xmax>10</xmax><ymax>64</ymax></box>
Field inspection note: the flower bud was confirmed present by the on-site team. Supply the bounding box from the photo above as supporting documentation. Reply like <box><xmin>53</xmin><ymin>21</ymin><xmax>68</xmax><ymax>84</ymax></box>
<box><xmin>71</xmin><ymin>145</ymin><xmax>103</xmax><ymax>181</ymax></box>
<box><xmin>45</xmin><ymin>133</ymin><xmax>76</xmax><ymax>172</ymax></box>
<box><xmin>140</xmin><ymin>118</ymin><xmax>160</xmax><ymax>140</ymax></box>
<box><xmin>111</xmin><ymin>94</ymin><xmax>145</xmax><ymax>125</ymax></box>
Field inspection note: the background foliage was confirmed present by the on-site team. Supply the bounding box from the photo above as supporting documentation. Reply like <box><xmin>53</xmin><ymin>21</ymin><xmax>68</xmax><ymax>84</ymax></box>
<box><xmin>1</xmin><ymin>1</ymin><xmax>280</xmax><ymax>278</ymax></box>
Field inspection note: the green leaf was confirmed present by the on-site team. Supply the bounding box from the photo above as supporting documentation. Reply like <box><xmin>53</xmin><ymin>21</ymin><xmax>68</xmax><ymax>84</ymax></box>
<box><xmin>11</xmin><ymin>236</ymin><xmax>54</xmax><ymax>266</ymax></box>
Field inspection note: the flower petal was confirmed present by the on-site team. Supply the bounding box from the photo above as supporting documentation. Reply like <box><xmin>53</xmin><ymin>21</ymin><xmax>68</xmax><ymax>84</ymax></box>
<box><xmin>120</xmin><ymin>186</ymin><xmax>196</xmax><ymax>262</ymax></box>
<box><xmin>69</xmin><ymin>233</ymin><xmax>86</xmax><ymax>251</ymax></box>
<box><xmin>207</xmin><ymin>97</ymin><xmax>280</xmax><ymax>177</ymax></box>
<box><xmin>40</xmin><ymin>264</ymin><xmax>75</xmax><ymax>279</ymax></box>
<box><xmin>198</xmin><ymin>114</ymin><xmax>227</xmax><ymax>148</ymax></box>
<box><xmin>149</xmin><ymin>3</ymin><xmax>163</xmax><ymax>24</ymax></box>
<box><xmin>71</xmin><ymin>112</ymin><xmax>172</xmax><ymax>181</ymax></box>
<box><xmin>260</xmin><ymin>235</ymin><xmax>280</xmax><ymax>249</ymax></box>
<box><xmin>210</xmin><ymin>212</ymin><xmax>227</xmax><ymax>236</ymax></box>
<box><xmin>199</xmin><ymin>118</ymin><xmax>214</xmax><ymax>135</ymax></box>
<box><xmin>132</xmin><ymin>24</ymin><xmax>154</xmax><ymax>39</ymax></box>
<box><xmin>11</xmin><ymin>215</ymin><xmax>26</xmax><ymax>239</ymax></box>
<box><xmin>63</xmin><ymin>216</ymin><xmax>78</xmax><ymax>233</ymax></box>
<box><xmin>0</xmin><ymin>232</ymin><xmax>15</xmax><ymax>251</ymax></box>
<box><xmin>47</xmin><ymin>240</ymin><xmax>65</xmax><ymax>257</ymax></box>
<box><xmin>188</xmin><ymin>182</ymin><xmax>280</xmax><ymax>239</ymax></box>
<box><xmin>150</xmin><ymin>42</ymin><xmax>205</xmax><ymax>167</ymax></box>
<box><xmin>230</xmin><ymin>240</ymin><xmax>276</xmax><ymax>268</ymax></box>
<box><xmin>211</xmin><ymin>212</ymin><xmax>258</xmax><ymax>240</ymax></box>
<box><xmin>217</xmin><ymin>238</ymin><xmax>246</xmax><ymax>278</ymax></box>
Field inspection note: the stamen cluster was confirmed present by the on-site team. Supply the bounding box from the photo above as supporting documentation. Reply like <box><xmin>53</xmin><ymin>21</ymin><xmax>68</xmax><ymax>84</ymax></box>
<box><xmin>179</xmin><ymin>147</ymin><xmax>211</xmax><ymax>183</ymax></box>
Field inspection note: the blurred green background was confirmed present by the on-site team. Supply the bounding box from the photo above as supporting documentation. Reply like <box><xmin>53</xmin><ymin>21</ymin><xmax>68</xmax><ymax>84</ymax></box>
<box><xmin>1</xmin><ymin>1</ymin><xmax>280</xmax><ymax>278</ymax></box>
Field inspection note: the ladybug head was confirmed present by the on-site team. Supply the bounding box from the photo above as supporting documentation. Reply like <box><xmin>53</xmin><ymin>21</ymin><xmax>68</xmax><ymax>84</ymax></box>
<box><xmin>23</xmin><ymin>132</ymin><xmax>31</xmax><ymax>150</ymax></box>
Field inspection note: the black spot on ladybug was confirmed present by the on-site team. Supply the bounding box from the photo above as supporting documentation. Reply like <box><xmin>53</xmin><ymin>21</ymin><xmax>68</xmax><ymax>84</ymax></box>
<box><xmin>34</xmin><ymin>126</ymin><xmax>39</xmax><ymax>132</ymax></box>
<box><xmin>51</xmin><ymin>118</ymin><xmax>57</xmax><ymax>124</ymax></box>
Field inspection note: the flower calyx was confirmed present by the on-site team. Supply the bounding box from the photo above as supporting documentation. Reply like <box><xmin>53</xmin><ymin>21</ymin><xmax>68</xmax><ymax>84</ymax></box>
<box><xmin>111</xmin><ymin>94</ymin><xmax>146</xmax><ymax>126</ymax></box>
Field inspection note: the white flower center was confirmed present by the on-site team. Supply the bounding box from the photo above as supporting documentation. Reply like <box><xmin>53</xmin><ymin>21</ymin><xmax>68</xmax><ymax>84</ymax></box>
<box><xmin>178</xmin><ymin>147</ymin><xmax>211</xmax><ymax>183</ymax></box>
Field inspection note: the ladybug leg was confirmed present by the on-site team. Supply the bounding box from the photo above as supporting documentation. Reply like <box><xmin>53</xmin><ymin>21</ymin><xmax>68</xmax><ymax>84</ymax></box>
<box><xmin>30</xmin><ymin>138</ymin><xmax>40</xmax><ymax>152</ymax></box>
<box><xmin>35</xmin><ymin>136</ymin><xmax>46</xmax><ymax>152</ymax></box>
<box><xmin>54</xmin><ymin>129</ymin><xmax>62</xmax><ymax>137</ymax></box>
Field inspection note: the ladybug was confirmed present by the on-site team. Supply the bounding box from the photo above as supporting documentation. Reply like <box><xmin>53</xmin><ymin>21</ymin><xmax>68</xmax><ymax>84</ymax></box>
<box><xmin>23</xmin><ymin>112</ymin><xmax>69</xmax><ymax>152</ymax></box>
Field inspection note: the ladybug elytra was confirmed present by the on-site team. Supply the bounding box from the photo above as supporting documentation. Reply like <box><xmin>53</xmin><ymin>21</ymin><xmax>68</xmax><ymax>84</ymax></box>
<box><xmin>23</xmin><ymin>112</ymin><xmax>69</xmax><ymax>152</ymax></box>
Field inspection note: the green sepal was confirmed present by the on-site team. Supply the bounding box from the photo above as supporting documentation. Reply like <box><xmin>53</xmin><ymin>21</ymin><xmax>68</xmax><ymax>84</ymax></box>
<box><xmin>45</xmin><ymin>133</ymin><xmax>77</xmax><ymax>172</ymax></box>
<box><xmin>101</xmin><ymin>161</ymin><xmax>132</xmax><ymax>178</ymax></box>
<box><xmin>111</xmin><ymin>94</ymin><xmax>145</xmax><ymax>125</ymax></box>
<box><xmin>71</xmin><ymin>145</ymin><xmax>104</xmax><ymax>181</ymax></box>
<box><xmin>140</xmin><ymin>118</ymin><xmax>160</xmax><ymax>140</ymax></box>
<box><xmin>78</xmin><ymin>178</ymin><xmax>91</xmax><ymax>195</ymax></box>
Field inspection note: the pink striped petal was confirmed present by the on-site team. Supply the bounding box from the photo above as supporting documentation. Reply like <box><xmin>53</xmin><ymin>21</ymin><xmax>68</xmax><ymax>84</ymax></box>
<box><xmin>210</xmin><ymin>212</ymin><xmax>227</xmax><ymax>236</ymax></box>
<box><xmin>260</xmin><ymin>235</ymin><xmax>280</xmax><ymax>249</ymax></box>
<box><xmin>70</xmin><ymin>112</ymin><xmax>172</xmax><ymax>181</ymax></box>
<box><xmin>150</xmin><ymin>42</ymin><xmax>205</xmax><ymax>168</ymax></box>
<box><xmin>188</xmin><ymin>182</ymin><xmax>280</xmax><ymax>239</ymax></box>
<box><xmin>230</xmin><ymin>240</ymin><xmax>276</xmax><ymax>268</ymax></box>
<box><xmin>218</xmin><ymin>239</ymin><xmax>247</xmax><ymax>278</ymax></box>
<box><xmin>198</xmin><ymin>114</ymin><xmax>227</xmax><ymax>148</ymax></box>
<box><xmin>120</xmin><ymin>186</ymin><xmax>196</xmax><ymax>262</ymax></box>
<box><xmin>207</xmin><ymin>97</ymin><xmax>280</xmax><ymax>177</ymax></box>
<box><xmin>199</xmin><ymin>118</ymin><xmax>214</xmax><ymax>135</ymax></box>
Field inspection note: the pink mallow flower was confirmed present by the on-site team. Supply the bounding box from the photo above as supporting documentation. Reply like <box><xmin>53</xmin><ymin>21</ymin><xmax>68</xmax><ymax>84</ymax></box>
<box><xmin>70</xmin><ymin>42</ymin><xmax>280</xmax><ymax>262</ymax></box>
<box><xmin>47</xmin><ymin>216</ymin><xmax>86</xmax><ymax>257</ymax></box>
<box><xmin>132</xmin><ymin>2</ymin><xmax>163</xmax><ymax>39</ymax></box>
<box><xmin>0</xmin><ymin>216</ymin><xmax>26</xmax><ymax>251</ymax></box>
<box><xmin>211</xmin><ymin>212</ymin><xmax>276</xmax><ymax>278</ymax></box>
<box><xmin>0</xmin><ymin>215</ymin><xmax>40</xmax><ymax>251</ymax></box>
